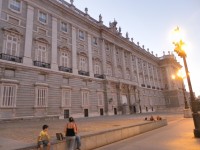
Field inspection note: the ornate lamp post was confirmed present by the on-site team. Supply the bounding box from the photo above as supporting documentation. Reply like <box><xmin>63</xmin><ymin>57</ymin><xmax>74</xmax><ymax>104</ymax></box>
<box><xmin>172</xmin><ymin>70</ymin><xmax>189</xmax><ymax>109</ymax></box>
<box><xmin>172</xmin><ymin>27</ymin><xmax>200</xmax><ymax>138</ymax></box>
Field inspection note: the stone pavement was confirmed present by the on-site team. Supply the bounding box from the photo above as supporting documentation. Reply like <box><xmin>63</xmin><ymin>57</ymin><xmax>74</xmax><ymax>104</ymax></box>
<box><xmin>95</xmin><ymin>118</ymin><xmax>200</xmax><ymax>150</ymax></box>
<box><xmin>0</xmin><ymin>112</ymin><xmax>183</xmax><ymax>150</ymax></box>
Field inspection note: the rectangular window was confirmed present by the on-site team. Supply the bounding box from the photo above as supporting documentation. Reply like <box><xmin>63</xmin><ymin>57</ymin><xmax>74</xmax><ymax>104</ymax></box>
<box><xmin>79</xmin><ymin>57</ymin><xmax>87</xmax><ymax>71</ymax></box>
<box><xmin>62</xmin><ymin>89</ymin><xmax>71</xmax><ymax>107</ymax></box>
<box><xmin>82</xmin><ymin>91</ymin><xmax>89</xmax><ymax>106</ymax></box>
<box><xmin>94</xmin><ymin>63</ymin><xmax>100</xmax><ymax>74</ymax></box>
<box><xmin>79</xmin><ymin>30</ymin><xmax>84</xmax><ymax>40</ymax></box>
<box><xmin>61</xmin><ymin>22</ymin><xmax>68</xmax><ymax>32</ymax></box>
<box><xmin>92</xmin><ymin>37</ymin><xmax>98</xmax><ymax>45</ymax></box>
<box><xmin>1</xmin><ymin>84</ymin><xmax>17</xmax><ymax>107</ymax></box>
<box><xmin>36</xmin><ymin>43</ymin><xmax>47</xmax><ymax>62</ymax></box>
<box><xmin>98</xmin><ymin>93</ymin><xmax>103</xmax><ymax>106</ymax></box>
<box><xmin>106</xmin><ymin>66</ymin><xmax>112</xmax><ymax>76</ymax></box>
<box><xmin>5</xmin><ymin>35</ymin><xmax>18</xmax><ymax>56</ymax></box>
<box><xmin>60</xmin><ymin>52</ymin><xmax>69</xmax><ymax>67</ymax></box>
<box><xmin>9</xmin><ymin>0</ymin><xmax>21</xmax><ymax>12</ymax></box>
<box><xmin>39</xmin><ymin>11</ymin><xmax>47</xmax><ymax>24</ymax></box>
<box><xmin>36</xmin><ymin>87</ymin><xmax>48</xmax><ymax>107</ymax></box>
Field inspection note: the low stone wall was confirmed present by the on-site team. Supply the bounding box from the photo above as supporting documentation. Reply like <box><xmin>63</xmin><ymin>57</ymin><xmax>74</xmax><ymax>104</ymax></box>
<box><xmin>17</xmin><ymin>119</ymin><xmax>167</xmax><ymax>150</ymax></box>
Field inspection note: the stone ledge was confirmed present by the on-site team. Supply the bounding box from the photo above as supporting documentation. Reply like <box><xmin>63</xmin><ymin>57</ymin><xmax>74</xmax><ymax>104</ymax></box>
<box><xmin>15</xmin><ymin>119</ymin><xmax>167</xmax><ymax>150</ymax></box>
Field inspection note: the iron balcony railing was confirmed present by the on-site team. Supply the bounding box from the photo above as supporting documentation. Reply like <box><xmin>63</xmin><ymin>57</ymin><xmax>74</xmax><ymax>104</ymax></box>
<box><xmin>0</xmin><ymin>53</ymin><xmax>22</xmax><ymax>63</ymax></box>
<box><xmin>59</xmin><ymin>66</ymin><xmax>72</xmax><ymax>73</ymax></box>
<box><xmin>33</xmin><ymin>61</ymin><xmax>50</xmax><ymax>69</ymax></box>
<box><xmin>94</xmin><ymin>74</ymin><xmax>104</xmax><ymax>79</ymax></box>
<box><xmin>78</xmin><ymin>70</ymin><xmax>89</xmax><ymax>76</ymax></box>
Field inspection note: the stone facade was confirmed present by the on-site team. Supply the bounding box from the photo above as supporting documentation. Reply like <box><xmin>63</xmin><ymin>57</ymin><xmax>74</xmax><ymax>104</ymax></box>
<box><xmin>0</xmin><ymin>0</ymin><xmax>186</xmax><ymax>119</ymax></box>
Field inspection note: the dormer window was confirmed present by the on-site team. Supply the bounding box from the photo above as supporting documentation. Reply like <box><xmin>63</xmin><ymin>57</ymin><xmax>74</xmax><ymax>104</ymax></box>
<box><xmin>9</xmin><ymin>0</ymin><xmax>21</xmax><ymax>12</ymax></box>
<box><xmin>79</xmin><ymin>30</ymin><xmax>84</xmax><ymax>40</ymax></box>
<box><xmin>39</xmin><ymin>11</ymin><xmax>47</xmax><ymax>24</ymax></box>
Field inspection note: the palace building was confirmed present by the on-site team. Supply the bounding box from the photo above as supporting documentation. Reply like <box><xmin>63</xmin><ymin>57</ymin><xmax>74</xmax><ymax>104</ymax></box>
<box><xmin>0</xmin><ymin>0</ymin><xmax>185</xmax><ymax>119</ymax></box>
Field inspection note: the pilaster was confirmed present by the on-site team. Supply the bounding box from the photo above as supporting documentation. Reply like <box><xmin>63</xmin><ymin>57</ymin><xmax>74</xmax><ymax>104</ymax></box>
<box><xmin>72</xmin><ymin>26</ymin><xmax>78</xmax><ymax>75</ymax></box>
<box><xmin>129</xmin><ymin>55</ymin><xmax>134</xmax><ymax>81</ymax></box>
<box><xmin>147</xmin><ymin>63</ymin><xmax>151</xmax><ymax>86</ymax></box>
<box><xmin>0</xmin><ymin>0</ymin><xmax>2</xmax><ymax>19</ymax></box>
<box><xmin>122</xmin><ymin>50</ymin><xmax>126</xmax><ymax>79</ymax></box>
<box><xmin>23</xmin><ymin>5</ymin><xmax>34</xmax><ymax>65</ymax></box>
<box><xmin>101</xmin><ymin>39</ymin><xmax>107</xmax><ymax>75</ymax></box>
<box><xmin>87</xmin><ymin>34</ymin><xmax>93</xmax><ymax>77</ymax></box>
<box><xmin>112</xmin><ymin>45</ymin><xmax>117</xmax><ymax>77</ymax></box>
<box><xmin>136</xmin><ymin>57</ymin><xmax>140</xmax><ymax>85</ymax></box>
<box><xmin>51</xmin><ymin>17</ymin><xmax>58</xmax><ymax>70</ymax></box>
<box><xmin>152</xmin><ymin>66</ymin><xmax>156</xmax><ymax>87</ymax></box>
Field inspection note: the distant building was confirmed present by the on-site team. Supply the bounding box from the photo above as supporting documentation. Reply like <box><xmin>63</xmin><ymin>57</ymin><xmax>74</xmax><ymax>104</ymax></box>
<box><xmin>0</xmin><ymin>0</ymin><xmax>186</xmax><ymax>119</ymax></box>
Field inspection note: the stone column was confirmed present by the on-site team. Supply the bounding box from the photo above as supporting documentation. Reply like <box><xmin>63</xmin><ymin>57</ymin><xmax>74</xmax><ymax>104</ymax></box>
<box><xmin>166</xmin><ymin>68</ymin><xmax>171</xmax><ymax>89</ymax></box>
<box><xmin>87</xmin><ymin>34</ymin><xmax>93</xmax><ymax>77</ymax></box>
<box><xmin>51</xmin><ymin>17</ymin><xmax>58</xmax><ymax>70</ymax></box>
<box><xmin>136</xmin><ymin>57</ymin><xmax>140</xmax><ymax>85</ymax></box>
<box><xmin>112</xmin><ymin>45</ymin><xmax>117</xmax><ymax>77</ymax></box>
<box><xmin>101</xmin><ymin>39</ymin><xmax>107</xmax><ymax>75</ymax></box>
<box><xmin>23</xmin><ymin>5</ymin><xmax>34</xmax><ymax>65</ymax></box>
<box><xmin>72</xmin><ymin>26</ymin><xmax>78</xmax><ymax>75</ymax></box>
<box><xmin>0</xmin><ymin>0</ymin><xmax>2</xmax><ymax>19</ymax></box>
<box><xmin>122</xmin><ymin>50</ymin><xmax>126</xmax><ymax>79</ymax></box>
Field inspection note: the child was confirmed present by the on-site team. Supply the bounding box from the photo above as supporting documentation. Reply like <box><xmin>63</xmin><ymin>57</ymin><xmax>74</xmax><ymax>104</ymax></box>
<box><xmin>38</xmin><ymin>125</ymin><xmax>51</xmax><ymax>150</ymax></box>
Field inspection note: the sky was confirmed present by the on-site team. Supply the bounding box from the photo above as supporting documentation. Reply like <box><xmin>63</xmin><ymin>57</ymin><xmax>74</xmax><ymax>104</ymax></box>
<box><xmin>65</xmin><ymin>0</ymin><xmax>200</xmax><ymax>96</ymax></box>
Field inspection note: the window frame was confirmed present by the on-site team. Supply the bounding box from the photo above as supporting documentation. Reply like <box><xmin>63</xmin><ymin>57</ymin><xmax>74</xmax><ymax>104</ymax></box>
<box><xmin>92</xmin><ymin>37</ymin><xmax>98</xmax><ymax>46</ymax></box>
<box><xmin>36</xmin><ymin>42</ymin><xmax>47</xmax><ymax>63</ymax></box>
<box><xmin>97</xmin><ymin>92</ymin><xmax>103</xmax><ymax>106</ymax></box>
<box><xmin>4</xmin><ymin>34</ymin><xmax>20</xmax><ymax>56</ymax></box>
<box><xmin>60</xmin><ymin>21</ymin><xmax>68</xmax><ymax>33</ymax></box>
<box><xmin>62</xmin><ymin>89</ymin><xmax>71</xmax><ymax>107</ymax></box>
<box><xmin>8</xmin><ymin>0</ymin><xmax>22</xmax><ymax>13</ymax></box>
<box><xmin>35</xmin><ymin>86</ymin><xmax>48</xmax><ymax>108</ymax></box>
<box><xmin>60</xmin><ymin>51</ymin><xmax>70</xmax><ymax>67</ymax></box>
<box><xmin>0</xmin><ymin>83</ymin><xmax>17</xmax><ymax>108</ymax></box>
<box><xmin>78</xmin><ymin>30</ymin><xmax>85</xmax><ymax>40</ymax></box>
<box><xmin>81</xmin><ymin>90</ymin><xmax>89</xmax><ymax>107</ymax></box>
<box><xmin>79</xmin><ymin>56</ymin><xmax>87</xmax><ymax>71</ymax></box>
<box><xmin>38</xmin><ymin>10</ymin><xmax>48</xmax><ymax>25</ymax></box>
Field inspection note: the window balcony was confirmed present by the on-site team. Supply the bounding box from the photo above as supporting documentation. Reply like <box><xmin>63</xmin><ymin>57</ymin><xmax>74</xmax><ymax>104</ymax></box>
<box><xmin>94</xmin><ymin>74</ymin><xmax>104</xmax><ymax>79</ymax></box>
<box><xmin>33</xmin><ymin>61</ymin><xmax>50</xmax><ymax>69</ymax></box>
<box><xmin>152</xmin><ymin>86</ymin><xmax>155</xmax><ymax>89</ymax></box>
<box><xmin>141</xmin><ymin>84</ymin><xmax>145</xmax><ymax>87</ymax></box>
<box><xmin>0</xmin><ymin>53</ymin><xmax>22</xmax><ymax>63</ymax></box>
<box><xmin>147</xmin><ymin>85</ymin><xmax>151</xmax><ymax>88</ymax></box>
<box><xmin>157</xmin><ymin>87</ymin><xmax>160</xmax><ymax>90</ymax></box>
<box><xmin>78</xmin><ymin>70</ymin><xmax>89</xmax><ymax>76</ymax></box>
<box><xmin>59</xmin><ymin>66</ymin><xmax>72</xmax><ymax>73</ymax></box>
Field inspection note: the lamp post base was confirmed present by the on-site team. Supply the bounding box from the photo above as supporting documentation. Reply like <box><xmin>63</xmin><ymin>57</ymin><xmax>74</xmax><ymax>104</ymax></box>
<box><xmin>192</xmin><ymin>112</ymin><xmax>200</xmax><ymax>138</ymax></box>
<box><xmin>183</xmin><ymin>108</ymin><xmax>192</xmax><ymax>118</ymax></box>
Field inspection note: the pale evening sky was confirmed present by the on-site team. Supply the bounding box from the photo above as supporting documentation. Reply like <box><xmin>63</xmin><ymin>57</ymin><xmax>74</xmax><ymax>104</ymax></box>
<box><xmin>65</xmin><ymin>0</ymin><xmax>200</xmax><ymax>96</ymax></box>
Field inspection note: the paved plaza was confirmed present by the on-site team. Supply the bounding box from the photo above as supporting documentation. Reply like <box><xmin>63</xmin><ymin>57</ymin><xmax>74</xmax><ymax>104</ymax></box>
<box><xmin>95</xmin><ymin>118</ymin><xmax>200</xmax><ymax>150</ymax></box>
<box><xmin>0</xmin><ymin>112</ymin><xmax>183</xmax><ymax>150</ymax></box>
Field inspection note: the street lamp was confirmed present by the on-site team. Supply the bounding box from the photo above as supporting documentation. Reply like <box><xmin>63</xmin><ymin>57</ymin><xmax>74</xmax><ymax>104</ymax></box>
<box><xmin>171</xmin><ymin>70</ymin><xmax>189</xmax><ymax>109</ymax></box>
<box><xmin>172</xmin><ymin>26</ymin><xmax>200</xmax><ymax>138</ymax></box>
